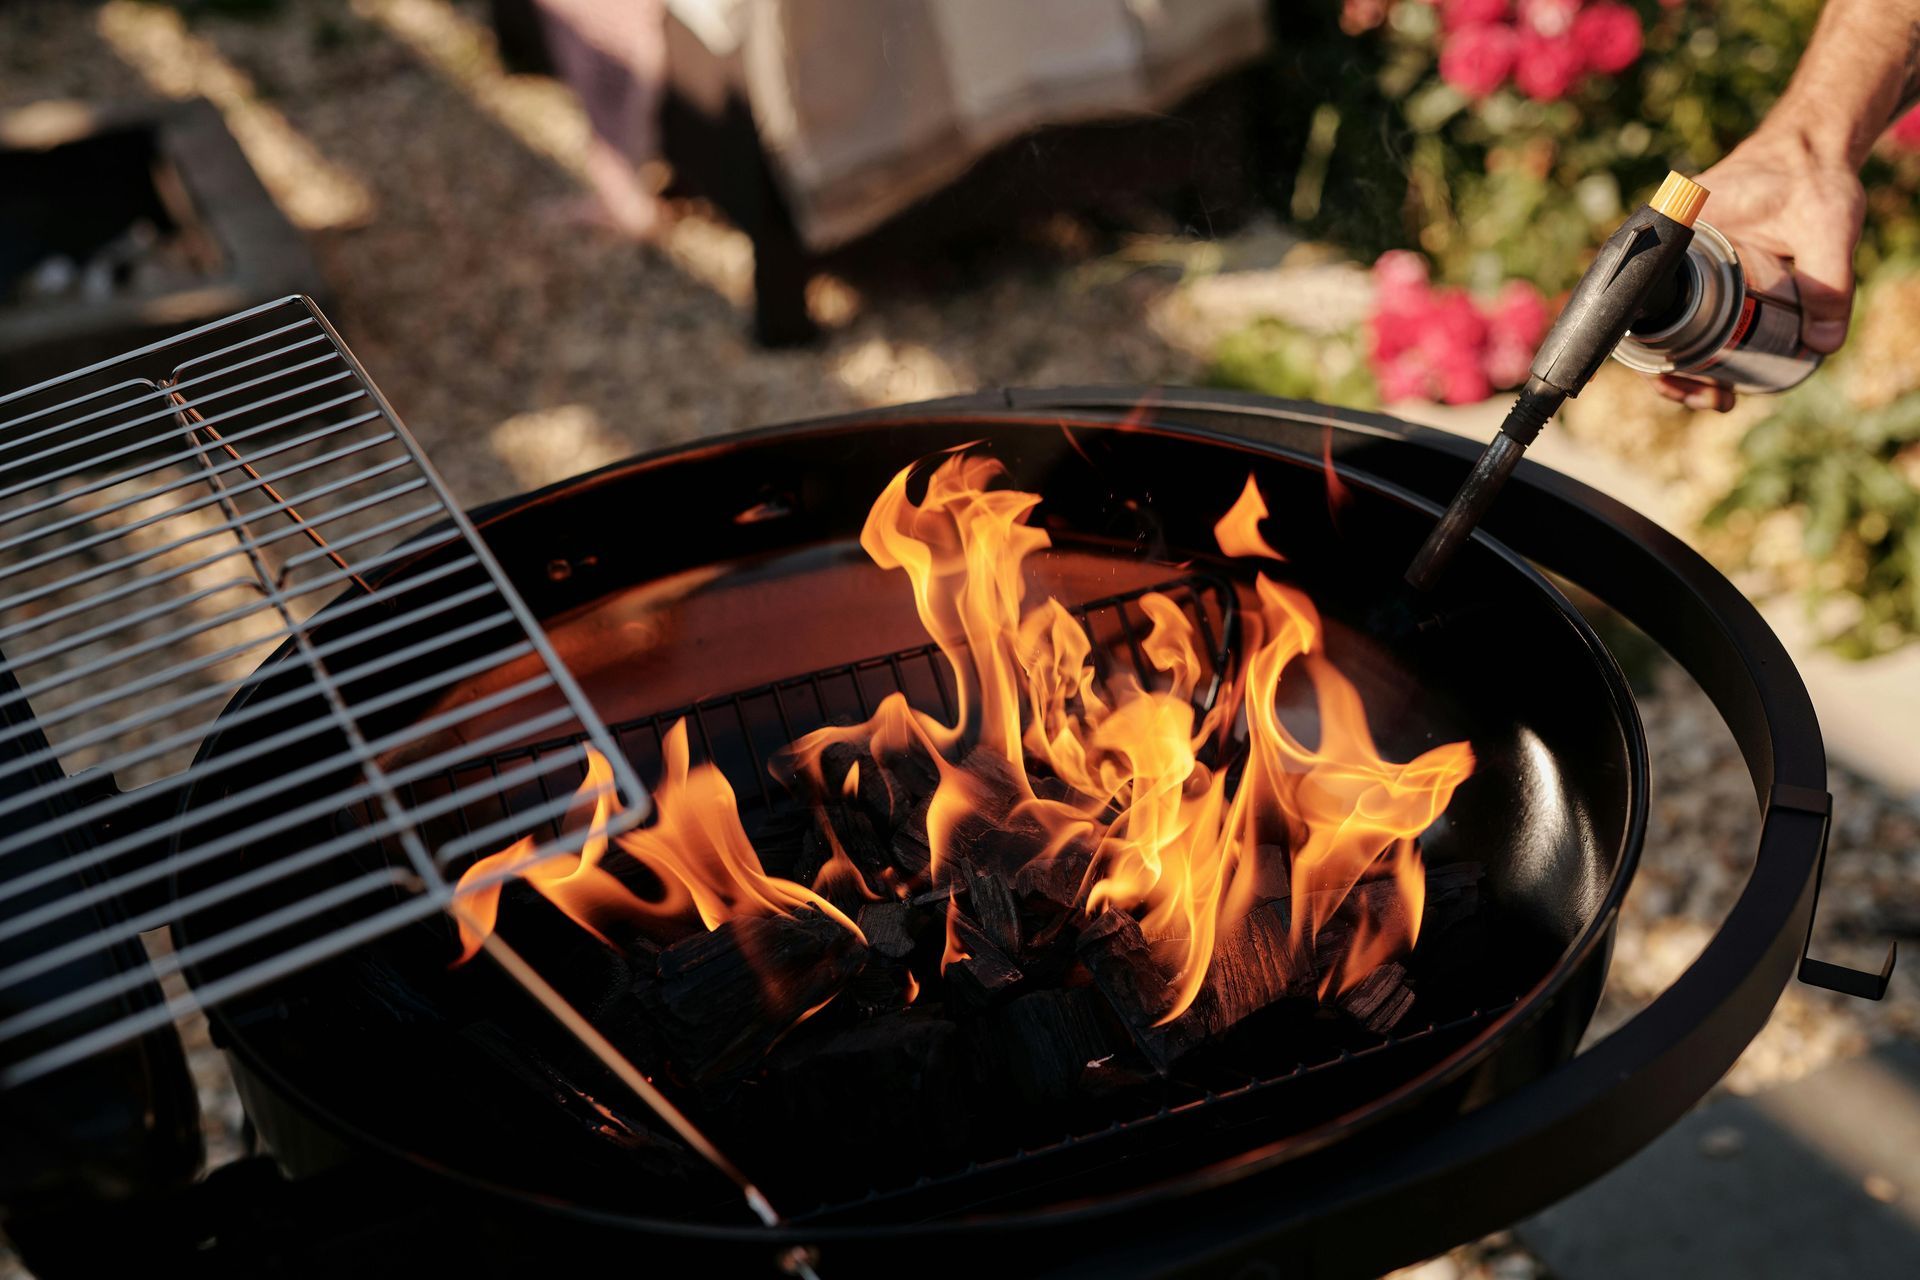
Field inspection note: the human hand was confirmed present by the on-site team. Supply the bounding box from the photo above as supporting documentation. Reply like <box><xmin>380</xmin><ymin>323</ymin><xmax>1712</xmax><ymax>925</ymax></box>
<box><xmin>1650</xmin><ymin>128</ymin><xmax>1865</xmax><ymax>413</ymax></box>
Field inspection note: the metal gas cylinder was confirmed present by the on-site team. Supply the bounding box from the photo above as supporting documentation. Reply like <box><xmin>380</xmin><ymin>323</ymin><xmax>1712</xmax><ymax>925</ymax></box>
<box><xmin>1611</xmin><ymin>220</ymin><xmax>1822</xmax><ymax>394</ymax></box>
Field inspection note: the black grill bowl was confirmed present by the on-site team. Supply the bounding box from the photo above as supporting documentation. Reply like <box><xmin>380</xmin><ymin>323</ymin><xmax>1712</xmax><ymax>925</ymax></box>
<box><xmin>173</xmin><ymin>396</ymin><xmax>1649</xmax><ymax>1277</ymax></box>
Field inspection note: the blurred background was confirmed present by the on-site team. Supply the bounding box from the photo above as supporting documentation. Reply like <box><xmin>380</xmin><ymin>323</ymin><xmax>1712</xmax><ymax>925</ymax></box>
<box><xmin>1</xmin><ymin>1</ymin><xmax>1918</xmax><ymax>1276</ymax></box>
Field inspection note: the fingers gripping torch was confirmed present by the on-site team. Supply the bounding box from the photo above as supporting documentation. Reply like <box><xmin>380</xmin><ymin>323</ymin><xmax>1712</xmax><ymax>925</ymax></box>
<box><xmin>1405</xmin><ymin>172</ymin><xmax>1710</xmax><ymax>590</ymax></box>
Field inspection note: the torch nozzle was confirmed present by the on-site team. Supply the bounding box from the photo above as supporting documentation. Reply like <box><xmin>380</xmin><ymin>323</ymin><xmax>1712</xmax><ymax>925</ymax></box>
<box><xmin>1404</xmin><ymin>169</ymin><xmax>1707</xmax><ymax>590</ymax></box>
<box><xmin>1405</xmin><ymin>380</ymin><xmax>1564</xmax><ymax>590</ymax></box>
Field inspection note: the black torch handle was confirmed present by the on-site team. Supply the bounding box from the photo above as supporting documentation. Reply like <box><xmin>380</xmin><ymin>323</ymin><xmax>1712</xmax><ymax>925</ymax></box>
<box><xmin>1406</xmin><ymin>185</ymin><xmax>1702</xmax><ymax>590</ymax></box>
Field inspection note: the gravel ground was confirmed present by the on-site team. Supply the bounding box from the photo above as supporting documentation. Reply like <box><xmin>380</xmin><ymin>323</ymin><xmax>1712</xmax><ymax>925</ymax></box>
<box><xmin>3</xmin><ymin>4</ymin><xmax>1917</xmax><ymax>1278</ymax></box>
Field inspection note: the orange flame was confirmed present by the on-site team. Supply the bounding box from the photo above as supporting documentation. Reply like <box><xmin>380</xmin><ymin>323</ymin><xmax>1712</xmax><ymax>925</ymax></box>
<box><xmin>450</xmin><ymin>746</ymin><xmax>632</xmax><ymax>965</ymax></box>
<box><xmin>1322</xmin><ymin>426</ymin><xmax>1354</xmax><ymax>525</ymax></box>
<box><xmin>451</xmin><ymin>724</ymin><xmax>862</xmax><ymax>963</ymax></box>
<box><xmin>791</xmin><ymin>453</ymin><xmax>1470</xmax><ymax>1018</ymax></box>
<box><xmin>453</xmin><ymin>448</ymin><xmax>1471</xmax><ymax>1039</ymax></box>
<box><xmin>1213</xmin><ymin>473</ymin><xmax>1286</xmax><ymax>562</ymax></box>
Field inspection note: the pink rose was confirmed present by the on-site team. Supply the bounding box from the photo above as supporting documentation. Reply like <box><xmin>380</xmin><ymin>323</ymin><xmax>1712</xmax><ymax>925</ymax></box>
<box><xmin>1414</xmin><ymin>290</ymin><xmax>1492</xmax><ymax>404</ymax></box>
<box><xmin>1517</xmin><ymin>0</ymin><xmax>1581</xmax><ymax>37</ymax></box>
<box><xmin>1573</xmin><ymin>3</ymin><xmax>1643</xmax><ymax>75</ymax></box>
<box><xmin>1484</xmin><ymin>283</ymin><xmax>1551</xmax><ymax>387</ymax></box>
<box><xmin>1377</xmin><ymin>354</ymin><xmax>1433</xmax><ymax>403</ymax></box>
<box><xmin>1514</xmin><ymin>30</ymin><xmax>1586</xmax><ymax>99</ymax></box>
<box><xmin>1438</xmin><ymin>0</ymin><xmax>1511</xmax><ymax>30</ymax></box>
<box><xmin>1368</xmin><ymin>256</ymin><xmax>1550</xmax><ymax>403</ymax></box>
<box><xmin>1423</xmin><ymin>289</ymin><xmax>1491</xmax><ymax>350</ymax></box>
<box><xmin>1484</xmin><ymin>338</ymin><xmax>1532</xmax><ymax>388</ymax></box>
<box><xmin>1340</xmin><ymin>0</ymin><xmax>1391</xmax><ymax>35</ymax></box>
<box><xmin>1892</xmin><ymin>105</ymin><xmax>1920</xmax><ymax>149</ymax></box>
<box><xmin>1487</xmin><ymin>280</ymin><xmax>1551</xmax><ymax>348</ymax></box>
<box><xmin>1371</xmin><ymin>308</ymin><xmax>1424</xmax><ymax>364</ymax></box>
<box><xmin>1372</xmin><ymin>249</ymin><xmax>1431</xmax><ymax>305</ymax></box>
<box><xmin>1437</xmin><ymin>356</ymin><xmax>1493</xmax><ymax>405</ymax></box>
<box><xmin>1439</xmin><ymin>22</ymin><xmax>1521</xmax><ymax>97</ymax></box>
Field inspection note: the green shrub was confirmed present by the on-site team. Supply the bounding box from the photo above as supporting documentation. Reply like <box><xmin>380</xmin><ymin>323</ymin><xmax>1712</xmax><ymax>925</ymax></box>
<box><xmin>1709</xmin><ymin>365</ymin><xmax>1920</xmax><ymax>659</ymax></box>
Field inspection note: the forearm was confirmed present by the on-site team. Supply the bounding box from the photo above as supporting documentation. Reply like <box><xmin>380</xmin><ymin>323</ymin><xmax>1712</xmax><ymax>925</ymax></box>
<box><xmin>1767</xmin><ymin>0</ymin><xmax>1920</xmax><ymax>170</ymax></box>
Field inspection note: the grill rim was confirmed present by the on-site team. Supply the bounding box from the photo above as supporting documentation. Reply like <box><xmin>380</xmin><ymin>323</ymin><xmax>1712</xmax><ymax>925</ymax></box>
<box><xmin>192</xmin><ymin>398</ymin><xmax>1648</xmax><ymax>1251</ymax></box>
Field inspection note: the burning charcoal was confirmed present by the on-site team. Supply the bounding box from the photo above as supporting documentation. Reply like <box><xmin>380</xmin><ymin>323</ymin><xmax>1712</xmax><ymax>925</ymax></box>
<box><xmin>973</xmin><ymin>988</ymin><xmax>1121</xmax><ymax>1105</ymax></box>
<box><xmin>826</xmin><ymin>803</ymin><xmax>891</xmax><ymax>883</ymax></box>
<box><xmin>1414</xmin><ymin>861</ymin><xmax>1484</xmax><ymax>937</ymax></box>
<box><xmin>1011</xmin><ymin>834</ymin><xmax>1097</xmax><ymax>913</ymax></box>
<box><xmin>819</xmin><ymin>742</ymin><xmax>896</xmax><ymax>819</ymax></box>
<box><xmin>819</xmin><ymin>740</ymin><xmax>863</xmax><ymax>778</ymax></box>
<box><xmin>1079</xmin><ymin>900</ymin><xmax>1316</xmax><ymax>1071</ymax></box>
<box><xmin>910</xmin><ymin>882</ymin><xmax>959</xmax><ymax>909</ymax></box>
<box><xmin>1246</xmin><ymin>842</ymin><xmax>1294</xmax><ymax>904</ymax></box>
<box><xmin>784</xmin><ymin>805</ymin><xmax>891</xmax><ymax>912</ymax></box>
<box><xmin>1099</xmin><ymin>902</ymin><xmax>1321</xmax><ymax>1069</ymax></box>
<box><xmin>856</xmin><ymin>899</ymin><xmax>917</xmax><ymax>960</ymax></box>
<box><xmin>757</xmin><ymin>1012</ymin><xmax>967</xmax><ymax>1177</ymax></box>
<box><xmin>938</xmin><ymin>748</ymin><xmax>1054</xmax><ymax>877</ymax></box>
<box><xmin>890</xmin><ymin>795</ymin><xmax>934</xmax><ymax>878</ymax></box>
<box><xmin>648</xmin><ymin>908</ymin><xmax>867</xmax><ymax>1086</ymax></box>
<box><xmin>1076</xmin><ymin>909</ymin><xmax>1202</xmax><ymax>1071</ymax></box>
<box><xmin>1189</xmin><ymin>897</ymin><xmax>1306</xmax><ymax>1034</ymax></box>
<box><xmin>743</xmin><ymin>807</ymin><xmax>814</xmax><ymax>882</ymax></box>
<box><xmin>1337</xmin><ymin>961</ymin><xmax>1416</xmax><ymax>1034</ymax></box>
<box><xmin>959</xmin><ymin>863</ymin><xmax>1022</xmax><ymax>955</ymax></box>
<box><xmin>890</xmin><ymin>746</ymin><xmax>1051</xmax><ymax>885</ymax></box>
<box><xmin>872</xmin><ymin>739</ymin><xmax>941</xmax><ymax>813</ymax></box>
<box><xmin>947</xmin><ymin>913</ymin><xmax>1023</xmax><ymax>1003</ymax></box>
<box><xmin>1285</xmin><ymin>877</ymin><xmax>1420</xmax><ymax>980</ymax></box>
<box><xmin>1077</xmin><ymin>860</ymin><xmax>1483</xmax><ymax>1070</ymax></box>
<box><xmin>838</xmin><ymin>957</ymin><xmax>916</xmax><ymax>1020</ymax></box>
<box><xmin>1028</xmin><ymin>773</ymin><xmax>1081</xmax><ymax>806</ymax></box>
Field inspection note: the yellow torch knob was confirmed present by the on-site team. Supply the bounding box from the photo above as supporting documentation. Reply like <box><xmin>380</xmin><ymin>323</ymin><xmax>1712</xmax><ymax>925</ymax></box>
<box><xmin>1649</xmin><ymin>171</ymin><xmax>1709</xmax><ymax>227</ymax></box>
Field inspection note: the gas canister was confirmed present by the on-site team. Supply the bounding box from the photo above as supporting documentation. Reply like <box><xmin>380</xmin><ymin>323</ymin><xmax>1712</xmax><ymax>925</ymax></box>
<box><xmin>1610</xmin><ymin>220</ymin><xmax>1822</xmax><ymax>394</ymax></box>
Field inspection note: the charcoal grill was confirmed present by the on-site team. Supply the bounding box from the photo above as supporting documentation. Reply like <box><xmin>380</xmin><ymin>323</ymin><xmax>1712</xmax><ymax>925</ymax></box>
<box><xmin>0</xmin><ymin>300</ymin><xmax>1894</xmax><ymax>1279</ymax></box>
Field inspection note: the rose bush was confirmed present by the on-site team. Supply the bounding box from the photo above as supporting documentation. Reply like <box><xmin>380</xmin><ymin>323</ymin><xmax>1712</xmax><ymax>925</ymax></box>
<box><xmin>1209</xmin><ymin>0</ymin><xmax>1920</xmax><ymax>651</ymax></box>
<box><xmin>1368</xmin><ymin>250</ymin><xmax>1549</xmax><ymax>402</ymax></box>
<box><xmin>1260</xmin><ymin>0</ymin><xmax>1920</xmax><ymax>295</ymax></box>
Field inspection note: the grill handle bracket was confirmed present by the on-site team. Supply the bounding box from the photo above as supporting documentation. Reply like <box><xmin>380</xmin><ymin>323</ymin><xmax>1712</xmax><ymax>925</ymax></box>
<box><xmin>1774</xmin><ymin>782</ymin><xmax>1897</xmax><ymax>1000</ymax></box>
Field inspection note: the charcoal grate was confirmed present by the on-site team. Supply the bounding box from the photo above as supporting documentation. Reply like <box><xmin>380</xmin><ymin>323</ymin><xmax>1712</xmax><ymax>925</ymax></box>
<box><xmin>786</xmin><ymin>996</ymin><xmax>1517</xmax><ymax>1222</ymax></box>
<box><xmin>378</xmin><ymin>572</ymin><xmax>1499</xmax><ymax>1218</ymax></box>
<box><xmin>397</xmin><ymin>573</ymin><xmax>1237</xmax><ymax>858</ymax></box>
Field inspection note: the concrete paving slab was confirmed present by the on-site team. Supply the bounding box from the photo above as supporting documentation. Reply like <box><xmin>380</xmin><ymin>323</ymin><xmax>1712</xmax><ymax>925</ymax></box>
<box><xmin>1517</xmin><ymin>1043</ymin><xmax>1920</xmax><ymax>1280</ymax></box>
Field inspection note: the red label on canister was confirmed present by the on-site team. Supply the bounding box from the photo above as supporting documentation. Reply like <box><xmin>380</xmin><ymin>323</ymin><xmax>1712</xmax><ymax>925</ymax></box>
<box><xmin>1726</xmin><ymin>295</ymin><xmax>1758</xmax><ymax>347</ymax></box>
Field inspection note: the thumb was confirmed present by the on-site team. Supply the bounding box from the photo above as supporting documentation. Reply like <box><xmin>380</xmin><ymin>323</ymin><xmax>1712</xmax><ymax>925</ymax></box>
<box><xmin>1790</xmin><ymin>227</ymin><xmax>1858</xmax><ymax>354</ymax></box>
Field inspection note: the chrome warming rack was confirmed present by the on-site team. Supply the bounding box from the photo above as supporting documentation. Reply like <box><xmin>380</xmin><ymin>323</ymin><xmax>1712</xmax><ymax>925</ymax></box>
<box><xmin>0</xmin><ymin>296</ymin><xmax>647</xmax><ymax>1088</ymax></box>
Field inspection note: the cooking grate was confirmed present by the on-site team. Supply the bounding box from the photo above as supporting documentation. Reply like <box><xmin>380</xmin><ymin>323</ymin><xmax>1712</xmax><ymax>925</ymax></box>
<box><xmin>392</xmin><ymin>574</ymin><xmax>1237</xmax><ymax>857</ymax></box>
<box><xmin>0</xmin><ymin>296</ymin><xmax>645</xmax><ymax>1087</ymax></box>
<box><xmin>786</xmin><ymin>996</ymin><xmax>1517</xmax><ymax>1223</ymax></box>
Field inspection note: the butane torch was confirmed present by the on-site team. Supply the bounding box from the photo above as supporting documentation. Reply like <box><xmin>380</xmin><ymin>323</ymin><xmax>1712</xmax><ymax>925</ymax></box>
<box><xmin>1405</xmin><ymin>171</ymin><xmax>1710</xmax><ymax>590</ymax></box>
